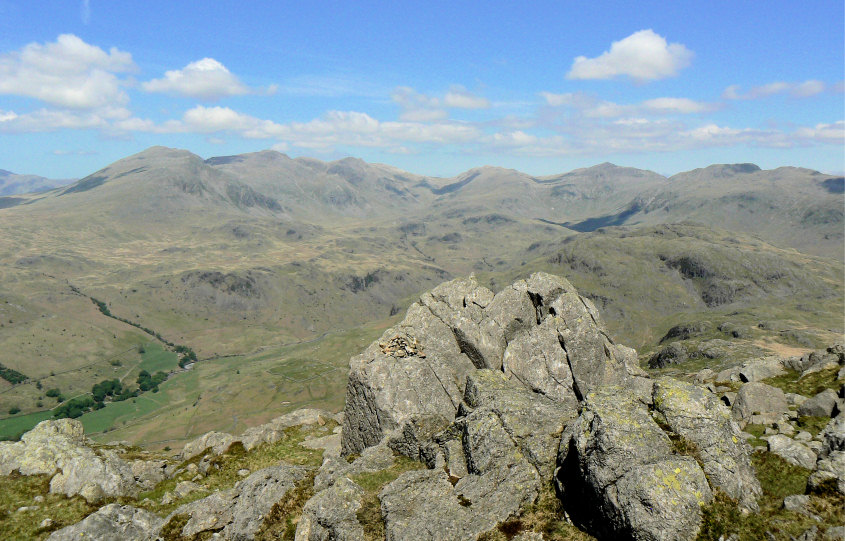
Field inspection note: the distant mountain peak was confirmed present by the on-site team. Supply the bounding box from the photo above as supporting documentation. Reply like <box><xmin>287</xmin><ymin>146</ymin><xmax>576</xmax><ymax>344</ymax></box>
<box><xmin>704</xmin><ymin>163</ymin><xmax>761</xmax><ymax>175</ymax></box>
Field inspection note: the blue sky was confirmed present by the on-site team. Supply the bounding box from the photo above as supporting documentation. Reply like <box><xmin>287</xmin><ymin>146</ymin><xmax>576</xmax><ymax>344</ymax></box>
<box><xmin>0</xmin><ymin>1</ymin><xmax>842</xmax><ymax>178</ymax></box>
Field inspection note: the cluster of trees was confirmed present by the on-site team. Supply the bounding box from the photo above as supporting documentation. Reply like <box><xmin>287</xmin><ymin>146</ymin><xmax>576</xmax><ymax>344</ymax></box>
<box><xmin>175</xmin><ymin>345</ymin><xmax>198</xmax><ymax>368</ymax></box>
<box><xmin>46</xmin><ymin>388</ymin><xmax>64</xmax><ymax>402</ymax></box>
<box><xmin>0</xmin><ymin>363</ymin><xmax>28</xmax><ymax>384</ymax></box>
<box><xmin>91</xmin><ymin>379</ymin><xmax>137</xmax><ymax>402</ymax></box>
<box><xmin>137</xmin><ymin>370</ymin><xmax>167</xmax><ymax>392</ymax></box>
<box><xmin>53</xmin><ymin>395</ymin><xmax>102</xmax><ymax>419</ymax></box>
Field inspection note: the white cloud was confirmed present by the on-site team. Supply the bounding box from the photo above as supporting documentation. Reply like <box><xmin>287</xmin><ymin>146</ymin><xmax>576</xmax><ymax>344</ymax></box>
<box><xmin>566</xmin><ymin>30</ymin><xmax>693</xmax><ymax>82</ymax></box>
<box><xmin>443</xmin><ymin>86</ymin><xmax>491</xmax><ymax>109</ymax></box>
<box><xmin>723</xmin><ymin>80</ymin><xmax>828</xmax><ymax>100</ymax></box>
<box><xmin>142</xmin><ymin>58</ymin><xmax>255</xmax><ymax>100</ymax></box>
<box><xmin>391</xmin><ymin>87</ymin><xmax>447</xmax><ymax>121</ymax></box>
<box><xmin>641</xmin><ymin>97</ymin><xmax>714</xmax><ymax>114</ymax></box>
<box><xmin>0</xmin><ymin>108</ymin><xmax>114</xmax><ymax>133</ymax></box>
<box><xmin>791</xmin><ymin>80</ymin><xmax>826</xmax><ymax>97</ymax></box>
<box><xmin>794</xmin><ymin>121</ymin><xmax>844</xmax><ymax>142</ymax></box>
<box><xmin>542</xmin><ymin>91</ymin><xmax>714</xmax><ymax>117</ymax></box>
<box><xmin>0</xmin><ymin>34</ymin><xmax>135</xmax><ymax>109</ymax></box>
<box><xmin>392</xmin><ymin>86</ymin><xmax>490</xmax><ymax>121</ymax></box>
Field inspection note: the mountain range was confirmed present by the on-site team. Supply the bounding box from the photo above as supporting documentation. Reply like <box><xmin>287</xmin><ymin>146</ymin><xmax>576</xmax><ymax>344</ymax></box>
<box><xmin>0</xmin><ymin>146</ymin><xmax>841</xmax><ymax>444</ymax></box>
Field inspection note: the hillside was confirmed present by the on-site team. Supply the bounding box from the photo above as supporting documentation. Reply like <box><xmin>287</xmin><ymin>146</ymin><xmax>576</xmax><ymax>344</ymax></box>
<box><xmin>0</xmin><ymin>147</ymin><xmax>841</xmax><ymax>443</ymax></box>
<box><xmin>0</xmin><ymin>169</ymin><xmax>74</xmax><ymax>197</ymax></box>
<box><xmin>0</xmin><ymin>274</ymin><xmax>842</xmax><ymax>541</ymax></box>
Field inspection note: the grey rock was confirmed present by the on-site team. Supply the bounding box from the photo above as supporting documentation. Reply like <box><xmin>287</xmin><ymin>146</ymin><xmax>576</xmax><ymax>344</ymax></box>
<box><xmin>179</xmin><ymin>431</ymin><xmax>236</xmax><ymax>460</ymax></box>
<box><xmin>165</xmin><ymin>464</ymin><xmax>308</xmax><ymax>540</ymax></box>
<box><xmin>731</xmin><ymin>382</ymin><xmax>789</xmax><ymax>427</ymax></box>
<box><xmin>807</xmin><ymin>440</ymin><xmax>825</xmax><ymax>455</ymax></box>
<box><xmin>693</xmin><ymin>368</ymin><xmax>716</xmax><ymax>384</ymax></box>
<box><xmin>130</xmin><ymin>459</ymin><xmax>172</xmax><ymax>489</ymax></box>
<box><xmin>788</xmin><ymin>393</ymin><xmax>810</xmax><ymax>407</ymax></box>
<box><xmin>699</xmin><ymin>339</ymin><xmax>731</xmax><ymax>360</ymax></box>
<box><xmin>47</xmin><ymin>504</ymin><xmax>164</xmax><ymax>541</ymax></box>
<box><xmin>783</xmin><ymin>494</ymin><xmax>819</xmax><ymax>520</ymax></box>
<box><xmin>315</xmin><ymin>440</ymin><xmax>395</xmax><ymax>492</ymax></box>
<box><xmin>795</xmin><ymin>526</ymin><xmax>819</xmax><ymax>541</ymax></box>
<box><xmin>715</xmin><ymin>366</ymin><xmax>741</xmax><ymax>383</ymax></box>
<box><xmin>556</xmin><ymin>388</ymin><xmax>712</xmax><ymax>541</ymax></box>
<box><xmin>295</xmin><ymin>477</ymin><xmax>365</xmax><ymax>541</ymax></box>
<box><xmin>825</xmin><ymin>525</ymin><xmax>845</xmax><ymax>540</ymax></box>
<box><xmin>0</xmin><ymin>419</ymin><xmax>85</xmax><ymax>476</ymax></box>
<box><xmin>49</xmin><ymin>449</ymin><xmax>140</xmax><ymax>502</ymax></box>
<box><xmin>648</xmin><ymin>342</ymin><xmax>688</xmax><ymax>368</ymax></box>
<box><xmin>776</xmin><ymin>421</ymin><xmax>796</xmax><ymax>436</ymax></box>
<box><xmin>799</xmin><ymin>389</ymin><xmax>840</xmax><ymax>418</ymax></box>
<box><xmin>819</xmin><ymin>416</ymin><xmax>845</xmax><ymax>458</ymax></box>
<box><xmin>661</xmin><ymin>321</ymin><xmax>711</xmax><ymax>343</ymax></box>
<box><xmin>501</xmin><ymin>316</ymin><xmax>579</xmax><ymax>407</ymax></box>
<box><xmin>461</xmin><ymin>370</ymin><xmax>577</xmax><ymax>478</ymax></box>
<box><xmin>767</xmin><ymin>435</ymin><xmax>817</xmax><ymax>470</ymax></box>
<box><xmin>341</xmin><ymin>293</ymin><xmax>477</xmax><ymax>455</ymax></box>
<box><xmin>241</xmin><ymin>408</ymin><xmax>336</xmax><ymax>451</ymax></box>
<box><xmin>808</xmin><ymin>451</ymin><xmax>845</xmax><ymax>495</ymax></box>
<box><xmin>377</xmin><ymin>369</ymin><xmax>571</xmax><ymax>541</ymax></box>
<box><xmin>739</xmin><ymin>357</ymin><xmax>786</xmax><ymax>382</ymax></box>
<box><xmin>380</xmin><ymin>467</ymin><xmax>536</xmax><ymax>541</ymax></box>
<box><xmin>796</xmin><ymin>431</ymin><xmax>813</xmax><ymax>442</ymax></box>
<box><xmin>653</xmin><ymin>378</ymin><xmax>762</xmax><ymax>511</ymax></box>
<box><xmin>0</xmin><ymin>420</ymin><xmax>162</xmax><ymax>502</ymax></box>
<box><xmin>341</xmin><ymin>273</ymin><xmax>638</xmax><ymax>456</ymax></box>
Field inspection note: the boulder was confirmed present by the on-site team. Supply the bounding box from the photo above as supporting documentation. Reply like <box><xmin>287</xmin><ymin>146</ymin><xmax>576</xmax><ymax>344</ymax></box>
<box><xmin>731</xmin><ymin>382</ymin><xmax>788</xmax><ymax>427</ymax></box>
<box><xmin>164</xmin><ymin>464</ymin><xmax>308</xmax><ymax>540</ymax></box>
<box><xmin>0</xmin><ymin>419</ymin><xmax>86</xmax><ymax>476</ymax></box>
<box><xmin>798</xmin><ymin>389</ymin><xmax>840</xmax><ymax>418</ymax></box>
<box><xmin>818</xmin><ymin>416</ymin><xmax>845</xmax><ymax>458</ymax></box>
<box><xmin>767</xmin><ymin>435</ymin><xmax>817</xmax><ymax>470</ymax></box>
<box><xmin>295</xmin><ymin>477</ymin><xmax>365</xmax><ymax>541</ymax></box>
<box><xmin>47</xmin><ymin>504</ymin><xmax>164</xmax><ymax>541</ymax></box>
<box><xmin>179</xmin><ymin>431</ymin><xmax>236</xmax><ymax>460</ymax></box>
<box><xmin>380</xmin><ymin>467</ymin><xmax>536</xmax><ymax>541</ymax></box>
<box><xmin>738</xmin><ymin>358</ymin><xmax>786</xmax><ymax>382</ymax></box>
<box><xmin>556</xmin><ymin>388</ymin><xmax>712</xmax><ymax>541</ymax></box>
<box><xmin>314</xmin><ymin>440</ymin><xmax>395</xmax><ymax>492</ymax></box>
<box><xmin>652</xmin><ymin>378</ymin><xmax>762</xmax><ymax>511</ymax></box>
<box><xmin>660</xmin><ymin>321</ymin><xmax>711</xmax><ymax>343</ymax></box>
<box><xmin>240</xmin><ymin>408</ymin><xmax>336</xmax><ymax>451</ymax></box>
<box><xmin>377</xmin><ymin>369</ymin><xmax>574</xmax><ymax>541</ymax></box>
<box><xmin>460</xmin><ymin>370</ymin><xmax>577</xmax><ymax>477</ymax></box>
<box><xmin>648</xmin><ymin>342</ymin><xmax>688</xmax><ymax>368</ymax></box>
<box><xmin>0</xmin><ymin>419</ymin><xmax>161</xmax><ymax>502</ymax></box>
<box><xmin>808</xmin><ymin>451</ymin><xmax>845</xmax><ymax>495</ymax></box>
<box><xmin>49</xmin><ymin>449</ymin><xmax>139</xmax><ymax>502</ymax></box>
<box><xmin>341</xmin><ymin>273</ymin><xmax>638</xmax><ymax>456</ymax></box>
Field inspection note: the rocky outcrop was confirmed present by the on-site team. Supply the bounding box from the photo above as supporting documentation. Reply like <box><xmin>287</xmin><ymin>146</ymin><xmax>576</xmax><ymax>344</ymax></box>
<box><xmin>799</xmin><ymin>389</ymin><xmax>840</xmax><ymax>418</ymax></box>
<box><xmin>767</xmin><ymin>435</ymin><xmax>817</xmax><ymax>470</ymax></box>
<box><xmin>164</xmin><ymin>464</ymin><xmax>308</xmax><ymax>540</ymax></box>
<box><xmin>295</xmin><ymin>477</ymin><xmax>365</xmax><ymax>541</ymax></box>
<box><xmin>376</xmin><ymin>369</ymin><xmax>575</xmax><ymax>541</ymax></box>
<box><xmin>556</xmin><ymin>388</ymin><xmax>713</xmax><ymax>541</ymax></box>
<box><xmin>652</xmin><ymin>377</ymin><xmax>762</xmax><ymax>511</ymax></box>
<box><xmin>731</xmin><ymin>382</ymin><xmax>788</xmax><ymax>427</ymax></box>
<box><xmin>47</xmin><ymin>504</ymin><xmax>165</xmax><ymax>541</ymax></box>
<box><xmin>180</xmin><ymin>408</ymin><xmax>338</xmax><ymax>460</ymax></box>
<box><xmin>341</xmin><ymin>273</ymin><xmax>641</xmax><ymax>456</ymax></box>
<box><xmin>0</xmin><ymin>419</ymin><xmax>172</xmax><ymax>502</ymax></box>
